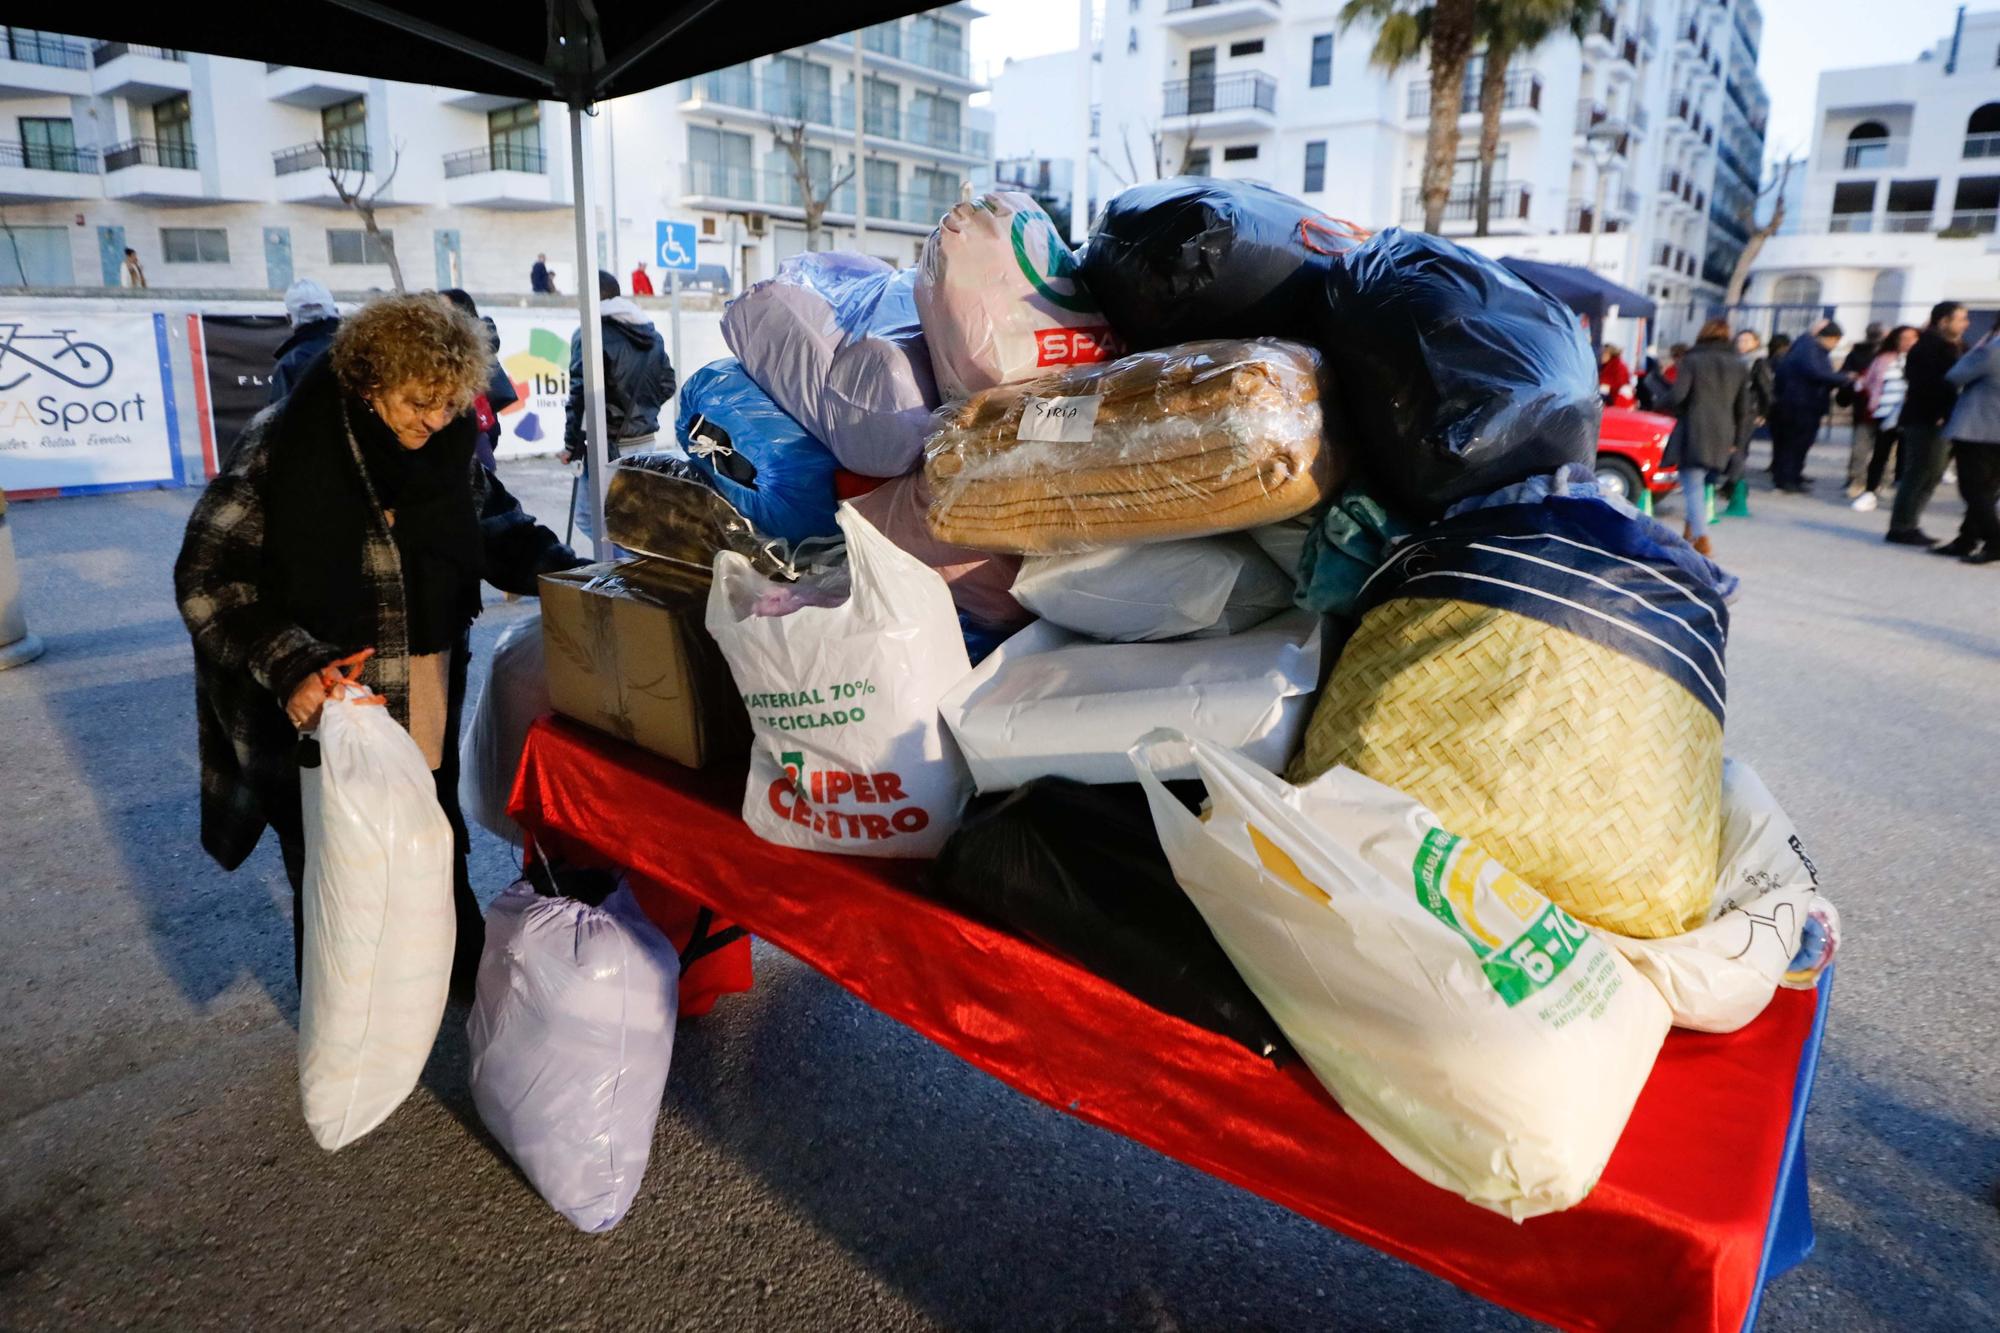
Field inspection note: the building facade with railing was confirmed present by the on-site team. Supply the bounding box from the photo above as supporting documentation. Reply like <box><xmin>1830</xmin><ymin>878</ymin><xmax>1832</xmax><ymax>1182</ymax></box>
<box><xmin>0</xmin><ymin>8</ymin><xmax>985</xmax><ymax>294</ymax></box>
<box><xmin>993</xmin><ymin>0</ymin><xmax>1763</xmax><ymax>344</ymax></box>
<box><xmin>1747</xmin><ymin>8</ymin><xmax>2000</xmax><ymax>327</ymax></box>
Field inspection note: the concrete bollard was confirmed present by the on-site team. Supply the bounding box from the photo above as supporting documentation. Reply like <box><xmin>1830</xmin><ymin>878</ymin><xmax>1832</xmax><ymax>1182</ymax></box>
<box><xmin>0</xmin><ymin>494</ymin><xmax>47</xmax><ymax>671</ymax></box>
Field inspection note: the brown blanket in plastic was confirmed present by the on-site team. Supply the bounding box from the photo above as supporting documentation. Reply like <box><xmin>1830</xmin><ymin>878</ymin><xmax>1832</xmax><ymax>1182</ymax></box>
<box><xmin>923</xmin><ymin>339</ymin><xmax>1341</xmax><ymax>554</ymax></box>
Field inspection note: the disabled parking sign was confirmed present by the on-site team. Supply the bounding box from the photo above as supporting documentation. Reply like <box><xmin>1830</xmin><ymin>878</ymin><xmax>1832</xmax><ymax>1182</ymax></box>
<box><xmin>655</xmin><ymin>219</ymin><xmax>698</xmax><ymax>274</ymax></box>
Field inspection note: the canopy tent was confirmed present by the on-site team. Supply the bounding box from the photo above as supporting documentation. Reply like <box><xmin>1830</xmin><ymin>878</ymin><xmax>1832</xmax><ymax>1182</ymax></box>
<box><xmin>1499</xmin><ymin>256</ymin><xmax>1657</xmax><ymax>325</ymax></box>
<box><xmin>58</xmin><ymin>0</ymin><xmax>946</xmax><ymax>552</ymax></box>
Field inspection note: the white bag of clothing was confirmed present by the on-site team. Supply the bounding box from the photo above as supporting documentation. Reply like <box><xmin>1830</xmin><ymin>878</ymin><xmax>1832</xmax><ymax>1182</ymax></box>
<box><xmin>721</xmin><ymin>252</ymin><xmax>939</xmax><ymax>477</ymax></box>
<box><xmin>1604</xmin><ymin>759</ymin><xmax>1841</xmax><ymax>1033</ymax></box>
<box><xmin>915</xmin><ymin>191</ymin><xmax>1117</xmax><ymax>401</ymax></box>
<box><xmin>942</xmin><ymin>610</ymin><xmax>1321</xmax><ymax>792</ymax></box>
<box><xmin>459</xmin><ymin>613</ymin><xmax>549</xmax><ymax>842</ymax></box>
<box><xmin>706</xmin><ymin>503</ymin><xmax>972</xmax><ymax>857</ymax></box>
<box><xmin>1011</xmin><ymin>536</ymin><xmax>1293</xmax><ymax>642</ymax></box>
<box><xmin>850</xmin><ymin>470</ymin><xmax>1030</xmax><ymax>631</ymax></box>
<box><xmin>299</xmin><ymin>688</ymin><xmax>456</xmax><ymax>1151</ymax></box>
<box><xmin>468</xmin><ymin>880</ymin><xmax>680</xmax><ymax>1233</ymax></box>
<box><xmin>1132</xmin><ymin>731</ymin><xmax>1672</xmax><ymax>1221</ymax></box>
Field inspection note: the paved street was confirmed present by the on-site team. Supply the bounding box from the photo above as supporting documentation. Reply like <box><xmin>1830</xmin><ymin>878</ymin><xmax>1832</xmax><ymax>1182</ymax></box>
<box><xmin>1</xmin><ymin>447</ymin><xmax>1996</xmax><ymax>1331</ymax></box>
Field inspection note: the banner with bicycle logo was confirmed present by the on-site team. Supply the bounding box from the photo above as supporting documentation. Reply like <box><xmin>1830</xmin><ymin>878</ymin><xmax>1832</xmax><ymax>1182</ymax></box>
<box><xmin>0</xmin><ymin>310</ymin><xmax>182</xmax><ymax>498</ymax></box>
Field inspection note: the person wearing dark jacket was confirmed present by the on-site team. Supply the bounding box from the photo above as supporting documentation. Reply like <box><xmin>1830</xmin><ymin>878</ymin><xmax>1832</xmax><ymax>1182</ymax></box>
<box><xmin>1664</xmin><ymin>320</ymin><xmax>1755</xmax><ymax>556</ymax></box>
<box><xmin>440</xmin><ymin>288</ymin><xmax>518</xmax><ymax>470</ymax></box>
<box><xmin>1888</xmin><ymin>300</ymin><xmax>1973</xmax><ymax>545</ymax></box>
<box><xmin>1838</xmin><ymin>323</ymin><xmax>1885</xmax><ymax>498</ymax></box>
<box><xmin>267</xmin><ymin>278</ymin><xmax>340</xmax><ymax>403</ymax></box>
<box><xmin>1768</xmin><ymin>322</ymin><xmax>1851</xmax><ymax>491</ymax></box>
<box><xmin>564</xmin><ymin>269</ymin><xmax>676</xmax><ymax>538</ymax></box>
<box><xmin>175</xmin><ymin>294</ymin><xmax>580</xmax><ymax>995</ymax></box>
<box><xmin>1932</xmin><ymin>331</ymin><xmax>2000</xmax><ymax>562</ymax></box>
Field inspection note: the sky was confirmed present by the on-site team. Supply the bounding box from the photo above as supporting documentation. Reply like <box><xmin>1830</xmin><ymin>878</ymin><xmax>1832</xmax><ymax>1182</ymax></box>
<box><xmin>968</xmin><ymin>0</ymin><xmax>1984</xmax><ymax>171</ymax></box>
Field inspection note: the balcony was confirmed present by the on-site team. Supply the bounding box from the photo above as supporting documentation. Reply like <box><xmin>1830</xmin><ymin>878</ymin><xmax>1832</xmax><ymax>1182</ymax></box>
<box><xmin>817</xmin><ymin>26</ymin><xmax>973</xmax><ymax>85</ymax></box>
<box><xmin>441</xmin><ymin>145</ymin><xmax>567</xmax><ymax>209</ymax></box>
<box><xmin>1162</xmin><ymin>71</ymin><xmax>1277</xmax><ymax>134</ymax></box>
<box><xmin>0</xmin><ymin>30</ymin><xmax>91</xmax><ymax>96</ymax></box>
<box><xmin>678</xmin><ymin>161</ymin><xmax>954</xmax><ymax>233</ymax></box>
<box><xmin>1945</xmin><ymin>210</ymin><xmax>2000</xmax><ymax>235</ymax></box>
<box><xmin>0</xmin><ymin>142</ymin><xmax>100</xmax><ymax>204</ymax></box>
<box><xmin>1884</xmin><ymin>211</ymin><xmax>1933</xmax><ymax>233</ymax></box>
<box><xmin>1828</xmin><ymin>213</ymin><xmax>1874</xmax><ymax>234</ymax></box>
<box><xmin>436</xmin><ymin>86</ymin><xmax>527</xmax><ymax>113</ymax></box>
<box><xmin>1965</xmin><ymin>133</ymin><xmax>2000</xmax><ymax>160</ymax></box>
<box><xmin>265</xmin><ymin>63</ymin><xmax>370</xmax><ymax>108</ymax></box>
<box><xmin>102</xmin><ymin>138</ymin><xmax>205</xmax><ymax>202</ymax></box>
<box><xmin>273</xmin><ymin>141</ymin><xmax>376</xmax><ymax>205</ymax></box>
<box><xmin>89</xmin><ymin>43</ymin><xmax>189</xmax><ymax>101</ymax></box>
<box><xmin>1400</xmin><ymin>180</ymin><xmax>1533</xmax><ymax>231</ymax></box>
<box><xmin>1585</xmin><ymin>12</ymin><xmax>1616</xmax><ymax>56</ymax></box>
<box><xmin>1839</xmin><ymin>137</ymin><xmax>1907</xmax><ymax>171</ymax></box>
<box><xmin>1161</xmin><ymin>0</ymin><xmax>1285</xmax><ymax>37</ymax></box>
<box><xmin>677</xmin><ymin>72</ymin><xmax>990</xmax><ymax>160</ymax></box>
<box><xmin>1408</xmin><ymin>69</ymin><xmax>1542</xmax><ymax>122</ymax></box>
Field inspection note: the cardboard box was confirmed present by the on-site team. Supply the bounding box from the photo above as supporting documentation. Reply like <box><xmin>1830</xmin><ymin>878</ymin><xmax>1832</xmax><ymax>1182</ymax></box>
<box><xmin>539</xmin><ymin>559</ymin><xmax>750</xmax><ymax>769</ymax></box>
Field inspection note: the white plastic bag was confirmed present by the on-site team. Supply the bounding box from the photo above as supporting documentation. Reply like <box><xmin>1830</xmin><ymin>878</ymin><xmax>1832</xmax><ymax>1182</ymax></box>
<box><xmin>1604</xmin><ymin>759</ymin><xmax>1840</xmax><ymax>1033</ymax></box>
<box><xmin>1131</xmin><ymin>731</ymin><xmax>1671</xmax><ymax>1221</ymax></box>
<box><xmin>915</xmin><ymin>191</ymin><xmax>1116</xmax><ymax>401</ymax></box>
<box><xmin>459</xmin><ymin>613</ymin><xmax>549</xmax><ymax>842</ymax></box>
<box><xmin>706</xmin><ymin>503</ymin><xmax>973</xmax><ymax>857</ymax></box>
<box><xmin>468</xmin><ymin>880</ymin><xmax>680</xmax><ymax>1233</ymax></box>
<box><xmin>943</xmin><ymin>610</ymin><xmax>1321</xmax><ymax>792</ymax></box>
<box><xmin>299</xmin><ymin>688</ymin><xmax>456</xmax><ymax>1151</ymax></box>
<box><xmin>1011</xmin><ymin>536</ymin><xmax>1293</xmax><ymax>642</ymax></box>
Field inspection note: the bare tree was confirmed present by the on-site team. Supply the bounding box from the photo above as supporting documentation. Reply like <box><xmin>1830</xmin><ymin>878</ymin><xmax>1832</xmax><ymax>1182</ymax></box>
<box><xmin>0</xmin><ymin>207</ymin><xmax>26</xmax><ymax>288</ymax></box>
<box><xmin>1724</xmin><ymin>154</ymin><xmax>1798</xmax><ymax>307</ymax></box>
<box><xmin>322</xmin><ymin>137</ymin><xmax>405</xmax><ymax>293</ymax></box>
<box><xmin>774</xmin><ymin>114</ymin><xmax>855</xmax><ymax>253</ymax></box>
<box><xmin>1093</xmin><ymin>119</ymin><xmax>1203</xmax><ymax>191</ymax></box>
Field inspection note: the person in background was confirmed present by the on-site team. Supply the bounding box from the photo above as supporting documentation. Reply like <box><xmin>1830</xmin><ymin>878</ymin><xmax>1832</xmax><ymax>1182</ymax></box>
<box><xmin>1931</xmin><ymin>328</ymin><xmax>2000</xmax><ymax>563</ymax></box>
<box><xmin>121</xmin><ymin>247</ymin><xmax>147</xmax><ymax>289</ymax></box>
<box><xmin>1851</xmin><ymin>325</ymin><xmax>1918</xmax><ymax>513</ymax></box>
<box><xmin>268</xmin><ymin>278</ymin><xmax>341</xmax><ymax>403</ymax></box>
<box><xmin>564</xmin><ymin>269</ymin><xmax>677</xmax><ymax>539</ymax></box>
<box><xmin>1768</xmin><ymin>322</ymin><xmax>1851</xmax><ymax>493</ymax></box>
<box><xmin>629</xmin><ymin>259</ymin><xmax>655</xmax><ymax>296</ymax></box>
<box><xmin>1727</xmin><ymin>328</ymin><xmax>1770</xmax><ymax>496</ymax></box>
<box><xmin>440</xmin><ymin>288</ymin><xmax>519</xmax><ymax>471</ymax></box>
<box><xmin>1598</xmin><ymin>343</ymin><xmax>1635</xmax><ymax>408</ymax></box>
<box><xmin>175</xmin><ymin>294</ymin><xmax>580</xmax><ymax>995</ymax></box>
<box><xmin>1635</xmin><ymin>349</ymin><xmax>1664</xmax><ymax>410</ymax></box>
<box><xmin>1887</xmin><ymin>301</ymin><xmax>1972</xmax><ymax>545</ymax></box>
<box><xmin>531</xmin><ymin>253</ymin><xmax>556</xmax><ymax>295</ymax></box>
<box><xmin>1838</xmin><ymin>323</ymin><xmax>1885</xmax><ymax>499</ymax></box>
<box><xmin>1663</xmin><ymin>319</ymin><xmax>1754</xmax><ymax>557</ymax></box>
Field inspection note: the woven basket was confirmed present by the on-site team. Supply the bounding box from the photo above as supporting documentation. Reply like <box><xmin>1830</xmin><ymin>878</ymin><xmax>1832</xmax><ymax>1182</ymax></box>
<box><xmin>1291</xmin><ymin>596</ymin><xmax>1721</xmax><ymax>939</ymax></box>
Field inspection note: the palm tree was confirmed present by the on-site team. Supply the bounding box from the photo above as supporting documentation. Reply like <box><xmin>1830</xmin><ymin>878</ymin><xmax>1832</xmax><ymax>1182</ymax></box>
<box><xmin>1340</xmin><ymin>0</ymin><xmax>1479</xmax><ymax>234</ymax></box>
<box><xmin>1472</xmin><ymin>1</ymin><xmax>1598</xmax><ymax>236</ymax></box>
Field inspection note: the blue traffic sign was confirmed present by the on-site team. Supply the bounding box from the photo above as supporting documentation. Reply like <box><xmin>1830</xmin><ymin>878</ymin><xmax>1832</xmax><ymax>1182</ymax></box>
<box><xmin>655</xmin><ymin>219</ymin><xmax>698</xmax><ymax>273</ymax></box>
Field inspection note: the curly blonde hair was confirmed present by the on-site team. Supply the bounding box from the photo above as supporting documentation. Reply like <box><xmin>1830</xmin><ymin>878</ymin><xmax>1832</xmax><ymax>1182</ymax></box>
<box><xmin>330</xmin><ymin>293</ymin><xmax>489</xmax><ymax>414</ymax></box>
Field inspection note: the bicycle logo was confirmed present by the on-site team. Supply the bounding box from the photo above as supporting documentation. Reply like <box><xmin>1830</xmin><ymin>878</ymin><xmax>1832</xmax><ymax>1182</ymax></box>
<box><xmin>0</xmin><ymin>324</ymin><xmax>115</xmax><ymax>392</ymax></box>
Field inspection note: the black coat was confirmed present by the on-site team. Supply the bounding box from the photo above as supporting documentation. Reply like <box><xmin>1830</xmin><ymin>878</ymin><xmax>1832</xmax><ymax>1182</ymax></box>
<box><xmin>1664</xmin><ymin>343</ymin><xmax>1755</xmax><ymax>471</ymax></box>
<box><xmin>1900</xmin><ymin>329</ymin><xmax>1966</xmax><ymax>431</ymax></box>
<box><xmin>267</xmin><ymin>318</ymin><xmax>339</xmax><ymax>403</ymax></box>
<box><xmin>1771</xmin><ymin>337</ymin><xmax>1846</xmax><ymax>423</ymax></box>
<box><xmin>564</xmin><ymin>309</ymin><xmax>677</xmax><ymax>454</ymax></box>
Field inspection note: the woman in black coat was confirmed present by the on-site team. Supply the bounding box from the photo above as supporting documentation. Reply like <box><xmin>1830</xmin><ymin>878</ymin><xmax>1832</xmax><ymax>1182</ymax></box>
<box><xmin>176</xmin><ymin>294</ymin><xmax>579</xmax><ymax>994</ymax></box>
<box><xmin>1664</xmin><ymin>318</ymin><xmax>1756</xmax><ymax>556</ymax></box>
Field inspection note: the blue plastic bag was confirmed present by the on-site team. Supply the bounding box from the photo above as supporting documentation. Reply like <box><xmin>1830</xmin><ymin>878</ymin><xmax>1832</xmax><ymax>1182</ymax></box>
<box><xmin>676</xmin><ymin>358</ymin><xmax>840</xmax><ymax>544</ymax></box>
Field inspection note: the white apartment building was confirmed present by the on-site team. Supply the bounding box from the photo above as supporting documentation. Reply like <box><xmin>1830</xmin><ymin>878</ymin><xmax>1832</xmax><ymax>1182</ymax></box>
<box><xmin>1746</xmin><ymin>8</ymin><xmax>2000</xmax><ymax>329</ymax></box>
<box><xmin>0</xmin><ymin>9</ymin><xmax>988</xmax><ymax>297</ymax></box>
<box><xmin>990</xmin><ymin>0</ymin><xmax>1768</xmax><ymax>343</ymax></box>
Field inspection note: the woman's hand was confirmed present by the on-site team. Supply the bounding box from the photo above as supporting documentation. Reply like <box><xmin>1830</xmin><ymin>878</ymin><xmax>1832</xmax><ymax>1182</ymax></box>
<box><xmin>285</xmin><ymin>648</ymin><xmax>386</xmax><ymax>731</ymax></box>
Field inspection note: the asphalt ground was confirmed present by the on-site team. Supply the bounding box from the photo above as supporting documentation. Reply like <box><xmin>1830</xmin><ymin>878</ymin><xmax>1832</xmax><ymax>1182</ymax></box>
<box><xmin>1</xmin><ymin>442</ymin><xmax>1996</xmax><ymax>1331</ymax></box>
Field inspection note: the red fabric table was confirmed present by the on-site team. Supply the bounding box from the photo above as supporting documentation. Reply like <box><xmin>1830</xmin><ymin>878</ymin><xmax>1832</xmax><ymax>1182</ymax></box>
<box><xmin>511</xmin><ymin>718</ymin><xmax>1827</xmax><ymax>1332</ymax></box>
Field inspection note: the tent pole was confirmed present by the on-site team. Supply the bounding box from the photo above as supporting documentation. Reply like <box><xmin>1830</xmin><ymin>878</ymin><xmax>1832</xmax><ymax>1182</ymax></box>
<box><xmin>570</xmin><ymin>101</ymin><xmax>612</xmax><ymax>560</ymax></box>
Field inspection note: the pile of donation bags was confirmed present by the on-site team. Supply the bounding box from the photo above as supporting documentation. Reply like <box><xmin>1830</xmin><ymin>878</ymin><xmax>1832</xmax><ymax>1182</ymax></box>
<box><xmin>438</xmin><ymin>180</ymin><xmax>1842</xmax><ymax>1228</ymax></box>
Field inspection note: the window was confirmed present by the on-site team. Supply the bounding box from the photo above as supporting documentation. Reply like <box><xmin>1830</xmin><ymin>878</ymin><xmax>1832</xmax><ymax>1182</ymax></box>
<box><xmin>1230</xmin><ymin>39</ymin><xmax>1265</xmax><ymax>57</ymax></box>
<box><xmin>1127</xmin><ymin>29</ymin><xmax>1138</xmax><ymax>55</ymax></box>
<box><xmin>866</xmin><ymin>158</ymin><xmax>899</xmax><ymax>216</ymax></box>
<box><xmin>1830</xmin><ymin>179</ymin><xmax>1875</xmax><ymax>231</ymax></box>
<box><xmin>327</xmin><ymin>228</ymin><xmax>394</xmax><ymax>264</ymax></box>
<box><xmin>689</xmin><ymin>126</ymin><xmax>754</xmax><ymax>196</ymax></box>
<box><xmin>160</xmin><ymin>227</ymin><xmax>228</xmax><ymax>263</ymax></box>
<box><xmin>0</xmin><ymin>224</ymin><xmax>72</xmax><ymax>286</ymax></box>
<box><xmin>1303</xmin><ymin>140</ymin><xmax>1327</xmax><ymax>193</ymax></box>
<box><xmin>321</xmin><ymin>97</ymin><xmax>366</xmax><ymax>148</ymax></box>
<box><xmin>1185</xmin><ymin>147</ymin><xmax>1211</xmax><ymax>175</ymax></box>
<box><xmin>1870</xmin><ymin>268</ymin><xmax>1906</xmax><ymax>319</ymax></box>
<box><xmin>154</xmin><ymin>93</ymin><xmax>192</xmax><ymax>155</ymax></box>
<box><xmin>1310</xmin><ymin>34</ymin><xmax>1333</xmax><ymax>87</ymax></box>
<box><xmin>863</xmin><ymin>76</ymin><xmax>899</xmax><ymax>137</ymax></box>
<box><xmin>18</xmin><ymin>116</ymin><xmax>76</xmax><ymax>171</ymax></box>
<box><xmin>488</xmin><ymin>102</ymin><xmax>542</xmax><ymax>171</ymax></box>
<box><xmin>1223</xmin><ymin>144</ymin><xmax>1259</xmax><ymax>162</ymax></box>
<box><xmin>765</xmin><ymin>55</ymin><xmax>833</xmax><ymax>124</ymax></box>
<box><xmin>766</xmin><ymin>144</ymin><xmax>833</xmax><ymax>205</ymax></box>
<box><xmin>911</xmin><ymin>91</ymin><xmax>962</xmax><ymax>150</ymax></box>
<box><xmin>1771</xmin><ymin>275</ymin><xmax>1821</xmax><ymax>307</ymax></box>
<box><xmin>1967</xmin><ymin>103</ymin><xmax>2000</xmax><ymax>157</ymax></box>
<box><xmin>862</xmin><ymin>21</ymin><xmax>900</xmax><ymax>59</ymax></box>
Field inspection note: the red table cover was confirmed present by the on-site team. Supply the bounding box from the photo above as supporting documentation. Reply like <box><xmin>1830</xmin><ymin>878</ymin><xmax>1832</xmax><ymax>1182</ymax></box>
<box><xmin>511</xmin><ymin>718</ymin><xmax>1822</xmax><ymax>1333</ymax></box>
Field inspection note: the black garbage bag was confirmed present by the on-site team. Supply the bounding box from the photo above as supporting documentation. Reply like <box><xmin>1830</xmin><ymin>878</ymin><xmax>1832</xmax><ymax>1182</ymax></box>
<box><xmin>931</xmin><ymin>778</ymin><xmax>1290</xmax><ymax>1063</ymax></box>
<box><xmin>1317</xmin><ymin>227</ymin><xmax>1601</xmax><ymax>514</ymax></box>
<box><xmin>1078</xmin><ymin>177</ymin><xmax>1363</xmax><ymax>351</ymax></box>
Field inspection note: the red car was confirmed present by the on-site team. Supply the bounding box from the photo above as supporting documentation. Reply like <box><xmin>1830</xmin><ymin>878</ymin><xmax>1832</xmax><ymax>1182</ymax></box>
<box><xmin>1594</xmin><ymin>406</ymin><xmax>1678</xmax><ymax>503</ymax></box>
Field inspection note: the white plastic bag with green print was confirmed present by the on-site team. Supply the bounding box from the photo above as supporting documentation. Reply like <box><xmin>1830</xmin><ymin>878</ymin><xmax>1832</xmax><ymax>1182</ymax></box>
<box><xmin>1130</xmin><ymin>730</ymin><xmax>1671</xmax><ymax>1222</ymax></box>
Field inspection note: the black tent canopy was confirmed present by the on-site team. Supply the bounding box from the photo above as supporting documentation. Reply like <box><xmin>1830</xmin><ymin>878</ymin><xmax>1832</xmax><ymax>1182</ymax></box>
<box><xmin>1499</xmin><ymin>256</ymin><xmax>1657</xmax><ymax>324</ymax></box>
<box><xmin>58</xmin><ymin>0</ymin><xmax>952</xmax><ymax>550</ymax></box>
